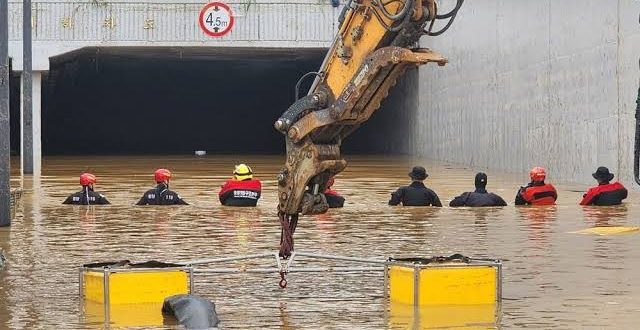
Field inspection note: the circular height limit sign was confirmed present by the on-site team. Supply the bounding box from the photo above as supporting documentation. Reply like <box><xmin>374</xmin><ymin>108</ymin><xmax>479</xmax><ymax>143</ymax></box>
<box><xmin>199</xmin><ymin>2</ymin><xmax>234</xmax><ymax>37</ymax></box>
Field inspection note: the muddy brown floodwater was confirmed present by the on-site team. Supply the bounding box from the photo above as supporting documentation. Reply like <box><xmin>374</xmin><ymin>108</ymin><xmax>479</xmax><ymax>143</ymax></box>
<box><xmin>1</xmin><ymin>155</ymin><xmax>639</xmax><ymax>329</ymax></box>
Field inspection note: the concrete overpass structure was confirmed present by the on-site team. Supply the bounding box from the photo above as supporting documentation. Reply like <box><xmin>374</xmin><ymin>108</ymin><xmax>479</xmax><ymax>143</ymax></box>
<box><xmin>6</xmin><ymin>0</ymin><xmax>345</xmax><ymax>174</ymax></box>
<box><xmin>8</xmin><ymin>0</ymin><xmax>340</xmax><ymax>70</ymax></box>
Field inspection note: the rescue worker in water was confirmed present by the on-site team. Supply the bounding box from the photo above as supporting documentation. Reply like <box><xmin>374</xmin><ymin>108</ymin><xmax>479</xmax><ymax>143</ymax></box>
<box><xmin>450</xmin><ymin>172</ymin><xmax>507</xmax><ymax>207</ymax></box>
<box><xmin>136</xmin><ymin>169</ymin><xmax>189</xmax><ymax>205</ymax></box>
<box><xmin>515</xmin><ymin>167</ymin><xmax>557</xmax><ymax>205</ymax></box>
<box><xmin>580</xmin><ymin>167</ymin><xmax>628</xmax><ymax>206</ymax></box>
<box><xmin>63</xmin><ymin>173</ymin><xmax>111</xmax><ymax>205</ymax></box>
<box><xmin>218</xmin><ymin>164</ymin><xmax>262</xmax><ymax>206</ymax></box>
<box><xmin>324</xmin><ymin>176</ymin><xmax>345</xmax><ymax>208</ymax></box>
<box><xmin>389</xmin><ymin>166</ymin><xmax>442</xmax><ymax>207</ymax></box>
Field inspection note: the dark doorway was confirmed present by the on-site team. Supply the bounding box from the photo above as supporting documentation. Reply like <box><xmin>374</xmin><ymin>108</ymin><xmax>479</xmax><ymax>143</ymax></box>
<box><xmin>43</xmin><ymin>47</ymin><xmax>416</xmax><ymax>155</ymax></box>
<box><xmin>9</xmin><ymin>59</ymin><xmax>21</xmax><ymax>156</ymax></box>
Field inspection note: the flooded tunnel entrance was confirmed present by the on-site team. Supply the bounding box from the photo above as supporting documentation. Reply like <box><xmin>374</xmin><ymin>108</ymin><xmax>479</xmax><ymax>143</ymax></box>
<box><xmin>42</xmin><ymin>47</ymin><xmax>417</xmax><ymax>155</ymax></box>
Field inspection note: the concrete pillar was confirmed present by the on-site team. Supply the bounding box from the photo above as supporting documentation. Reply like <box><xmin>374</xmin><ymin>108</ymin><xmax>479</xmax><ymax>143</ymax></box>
<box><xmin>21</xmin><ymin>71</ymin><xmax>32</xmax><ymax>175</ymax></box>
<box><xmin>20</xmin><ymin>71</ymin><xmax>41</xmax><ymax>176</ymax></box>
<box><xmin>22</xmin><ymin>0</ymin><xmax>33</xmax><ymax>175</ymax></box>
<box><xmin>0</xmin><ymin>0</ymin><xmax>10</xmax><ymax>227</ymax></box>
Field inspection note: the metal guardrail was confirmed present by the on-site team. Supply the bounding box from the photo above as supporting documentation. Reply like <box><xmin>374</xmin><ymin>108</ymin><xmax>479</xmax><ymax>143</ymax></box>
<box><xmin>177</xmin><ymin>251</ymin><xmax>386</xmax><ymax>288</ymax></box>
<box><xmin>10</xmin><ymin>189</ymin><xmax>22</xmax><ymax>220</ymax></box>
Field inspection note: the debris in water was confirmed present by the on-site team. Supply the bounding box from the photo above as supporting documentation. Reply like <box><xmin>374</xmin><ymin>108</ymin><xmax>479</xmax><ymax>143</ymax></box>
<box><xmin>0</xmin><ymin>249</ymin><xmax>6</xmax><ymax>269</ymax></box>
<box><xmin>569</xmin><ymin>226</ymin><xmax>640</xmax><ymax>236</ymax></box>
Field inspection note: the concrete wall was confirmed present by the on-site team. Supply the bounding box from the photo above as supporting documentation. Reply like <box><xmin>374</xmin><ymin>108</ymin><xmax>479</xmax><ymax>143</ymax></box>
<box><xmin>417</xmin><ymin>0</ymin><xmax>640</xmax><ymax>185</ymax></box>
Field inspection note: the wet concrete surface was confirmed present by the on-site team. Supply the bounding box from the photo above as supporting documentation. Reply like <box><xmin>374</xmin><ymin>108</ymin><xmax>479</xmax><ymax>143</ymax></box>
<box><xmin>1</xmin><ymin>155</ymin><xmax>639</xmax><ymax>329</ymax></box>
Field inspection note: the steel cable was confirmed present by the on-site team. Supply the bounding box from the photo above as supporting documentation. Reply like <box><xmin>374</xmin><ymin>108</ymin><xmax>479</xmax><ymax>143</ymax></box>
<box><xmin>278</xmin><ymin>212</ymin><xmax>298</xmax><ymax>259</ymax></box>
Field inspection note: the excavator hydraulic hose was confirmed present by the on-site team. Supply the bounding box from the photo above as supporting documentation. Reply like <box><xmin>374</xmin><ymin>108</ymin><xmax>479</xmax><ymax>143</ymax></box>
<box><xmin>274</xmin><ymin>93</ymin><xmax>327</xmax><ymax>133</ymax></box>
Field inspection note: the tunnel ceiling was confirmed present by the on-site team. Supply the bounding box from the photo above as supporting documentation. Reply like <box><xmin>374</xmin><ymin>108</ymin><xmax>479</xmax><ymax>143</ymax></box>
<box><xmin>42</xmin><ymin>47</ymin><xmax>414</xmax><ymax>155</ymax></box>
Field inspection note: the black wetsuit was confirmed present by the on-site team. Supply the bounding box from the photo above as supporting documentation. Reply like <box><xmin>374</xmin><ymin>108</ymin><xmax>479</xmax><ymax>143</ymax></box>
<box><xmin>63</xmin><ymin>187</ymin><xmax>110</xmax><ymax>205</ymax></box>
<box><xmin>324</xmin><ymin>190</ymin><xmax>345</xmax><ymax>208</ymax></box>
<box><xmin>389</xmin><ymin>181</ymin><xmax>442</xmax><ymax>207</ymax></box>
<box><xmin>449</xmin><ymin>188</ymin><xmax>507</xmax><ymax>207</ymax></box>
<box><xmin>136</xmin><ymin>184</ymin><xmax>189</xmax><ymax>205</ymax></box>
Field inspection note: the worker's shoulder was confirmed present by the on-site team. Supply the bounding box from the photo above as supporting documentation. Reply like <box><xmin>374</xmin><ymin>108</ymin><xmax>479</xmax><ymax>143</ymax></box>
<box><xmin>165</xmin><ymin>189</ymin><xmax>182</xmax><ymax>197</ymax></box>
<box><xmin>424</xmin><ymin>186</ymin><xmax>439</xmax><ymax>195</ymax></box>
<box><xmin>143</xmin><ymin>188</ymin><xmax>157</xmax><ymax>195</ymax></box>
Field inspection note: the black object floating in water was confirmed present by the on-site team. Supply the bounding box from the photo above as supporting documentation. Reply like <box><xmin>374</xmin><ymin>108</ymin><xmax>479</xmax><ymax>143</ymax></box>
<box><xmin>162</xmin><ymin>294</ymin><xmax>220</xmax><ymax>329</ymax></box>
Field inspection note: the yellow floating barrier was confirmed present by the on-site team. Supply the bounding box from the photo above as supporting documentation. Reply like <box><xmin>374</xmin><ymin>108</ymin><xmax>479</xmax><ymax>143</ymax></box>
<box><xmin>569</xmin><ymin>226</ymin><xmax>640</xmax><ymax>236</ymax></box>
<box><xmin>385</xmin><ymin>255</ymin><xmax>502</xmax><ymax>306</ymax></box>
<box><xmin>385</xmin><ymin>255</ymin><xmax>501</xmax><ymax>329</ymax></box>
<box><xmin>80</xmin><ymin>261</ymin><xmax>193</xmax><ymax>326</ymax></box>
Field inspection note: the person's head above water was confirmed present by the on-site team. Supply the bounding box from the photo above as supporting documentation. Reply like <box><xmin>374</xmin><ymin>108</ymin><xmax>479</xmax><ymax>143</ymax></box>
<box><xmin>233</xmin><ymin>164</ymin><xmax>253</xmax><ymax>181</ymax></box>
<box><xmin>529</xmin><ymin>166</ymin><xmax>546</xmax><ymax>183</ymax></box>
<box><xmin>592</xmin><ymin>166</ymin><xmax>614</xmax><ymax>184</ymax></box>
<box><xmin>80</xmin><ymin>173</ymin><xmax>97</xmax><ymax>188</ymax></box>
<box><xmin>475</xmin><ymin>172</ymin><xmax>487</xmax><ymax>189</ymax></box>
<box><xmin>154</xmin><ymin>168</ymin><xmax>172</xmax><ymax>184</ymax></box>
<box><xmin>327</xmin><ymin>176</ymin><xmax>335</xmax><ymax>188</ymax></box>
<box><xmin>408</xmin><ymin>166</ymin><xmax>428</xmax><ymax>181</ymax></box>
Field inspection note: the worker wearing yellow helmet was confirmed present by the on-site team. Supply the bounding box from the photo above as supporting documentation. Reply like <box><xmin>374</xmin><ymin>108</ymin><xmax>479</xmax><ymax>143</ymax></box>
<box><xmin>218</xmin><ymin>164</ymin><xmax>262</xmax><ymax>206</ymax></box>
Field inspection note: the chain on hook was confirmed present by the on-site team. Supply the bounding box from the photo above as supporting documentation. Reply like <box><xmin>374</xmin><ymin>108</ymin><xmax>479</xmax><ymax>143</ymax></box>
<box><xmin>279</xmin><ymin>271</ymin><xmax>288</xmax><ymax>289</ymax></box>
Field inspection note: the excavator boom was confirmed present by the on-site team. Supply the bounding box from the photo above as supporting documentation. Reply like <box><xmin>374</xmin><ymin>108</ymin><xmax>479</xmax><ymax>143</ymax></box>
<box><xmin>274</xmin><ymin>0</ymin><xmax>464</xmax><ymax>258</ymax></box>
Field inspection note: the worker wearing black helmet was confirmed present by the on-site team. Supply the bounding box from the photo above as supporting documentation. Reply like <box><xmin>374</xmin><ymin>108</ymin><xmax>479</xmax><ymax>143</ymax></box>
<box><xmin>388</xmin><ymin>166</ymin><xmax>442</xmax><ymax>207</ymax></box>
<box><xmin>450</xmin><ymin>173</ymin><xmax>507</xmax><ymax>207</ymax></box>
<box><xmin>580</xmin><ymin>167</ymin><xmax>628</xmax><ymax>206</ymax></box>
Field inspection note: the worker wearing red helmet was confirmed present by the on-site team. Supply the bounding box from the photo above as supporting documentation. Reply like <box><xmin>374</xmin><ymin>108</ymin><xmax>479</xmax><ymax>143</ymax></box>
<box><xmin>323</xmin><ymin>176</ymin><xmax>345</xmax><ymax>208</ymax></box>
<box><xmin>218</xmin><ymin>164</ymin><xmax>262</xmax><ymax>206</ymax></box>
<box><xmin>515</xmin><ymin>167</ymin><xmax>558</xmax><ymax>205</ymax></box>
<box><xmin>63</xmin><ymin>173</ymin><xmax>110</xmax><ymax>205</ymax></box>
<box><xmin>136</xmin><ymin>169</ymin><xmax>189</xmax><ymax>205</ymax></box>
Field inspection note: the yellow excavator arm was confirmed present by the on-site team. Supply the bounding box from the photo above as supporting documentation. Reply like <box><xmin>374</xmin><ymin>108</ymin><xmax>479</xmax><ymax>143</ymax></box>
<box><xmin>274</xmin><ymin>0</ymin><xmax>464</xmax><ymax>258</ymax></box>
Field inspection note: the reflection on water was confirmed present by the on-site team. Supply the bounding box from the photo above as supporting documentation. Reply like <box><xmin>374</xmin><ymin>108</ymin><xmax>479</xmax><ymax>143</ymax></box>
<box><xmin>388</xmin><ymin>303</ymin><xmax>498</xmax><ymax>330</ymax></box>
<box><xmin>1</xmin><ymin>155</ymin><xmax>639</xmax><ymax>329</ymax></box>
<box><xmin>582</xmin><ymin>205</ymin><xmax>629</xmax><ymax>227</ymax></box>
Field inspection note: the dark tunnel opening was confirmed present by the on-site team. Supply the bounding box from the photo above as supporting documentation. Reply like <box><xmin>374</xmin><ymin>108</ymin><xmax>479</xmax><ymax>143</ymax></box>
<box><xmin>9</xmin><ymin>60</ymin><xmax>21</xmax><ymax>156</ymax></box>
<box><xmin>42</xmin><ymin>47</ymin><xmax>416</xmax><ymax>155</ymax></box>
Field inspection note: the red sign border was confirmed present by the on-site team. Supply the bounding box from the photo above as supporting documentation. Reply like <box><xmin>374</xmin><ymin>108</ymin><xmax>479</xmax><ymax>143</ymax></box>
<box><xmin>199</xmin><ymin>2</ymin><xmax>235</xmax><ymax>37</ymax></box>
